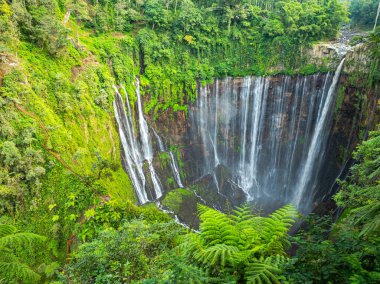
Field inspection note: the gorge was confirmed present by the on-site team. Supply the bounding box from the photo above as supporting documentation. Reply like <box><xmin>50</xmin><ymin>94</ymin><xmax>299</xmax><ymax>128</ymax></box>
<box><xmin>1</xmin><ymin>0</ymin><xmax>379</xmax><ymax>282</ymax></box>
<box><xmin>114</xmin><ymin>58</ymin><xmax>356</xmax><ymax>219</ymax></box>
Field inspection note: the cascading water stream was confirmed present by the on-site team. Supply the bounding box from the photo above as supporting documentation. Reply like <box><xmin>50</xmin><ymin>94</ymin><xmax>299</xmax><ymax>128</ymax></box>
<box><xmin>113</xmin><ymin>88</ymin><xmax>148</xmax><ymax>203</ymax></box>
<box><xmin>152</xmin><ymin>127</ymin><xmax>165</xmax><ymax>152</ymax></box>
<box><xmin>189</xmin><ymin>61</ymin><xmax>345</xmax><ymax>212</ymax></box>
<box><xmin>114</xmin><ymin>79</ymin><xmax>188</xmax><ymax>203</ymax></box>
<box><xmin>114</xmin><ymin>61</ymin><xmax>346</xmax><ymax>213</ymax></box>
<box><xmin>293</xmin><ymin>58</ymin><xmax>346</xmax><ymax>207</ymax></box>
<box><xmin>169</xmin><ymin>152</ymin><xmax>184</xmax><ymax>188</ymax></box>
<box><xmin>152</xmin><ymin>126</ymin><xmax>184</xmax><ymax>188</ymax></box>
<box><xmin>135</xmin><ymin>79</ymin><xmax>163</xmax><ymax>199</ymax></box>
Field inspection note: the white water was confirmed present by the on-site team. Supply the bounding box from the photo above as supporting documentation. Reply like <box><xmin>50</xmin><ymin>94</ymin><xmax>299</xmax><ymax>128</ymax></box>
<box><xmin>374</xmin><ymin>1</ymin><xmax>380</xmax><ymax>31</ymax></box>
<box><xmin>113</xmin><ymin>88</ymin><xmax>148</xmax><ymax>203</ymax></box>
<box><xmin>135</xmin><ymin>79</ymin><xmax>163</xmax><ymax>199</ymax></box>
<box><xmin>113</xmin><ymin>80</ymin><xmax>163</xmax><ymax>203</ymax></box>
<box><xmin>114</xmin><ymin>80</ymin><xmax>187</xmax><ymax>203</ymax></box>
<box><xmin>169</xmin><ymin>152</ymin><xmax>184</xmax><ymax>188</ymax></box>
<box><xmin>152</xmin><ymin>126</ymin><xmax>184</xmax><ymax>189</ymax></box>
<box><xmin>189</xmin><ymin>61</ymin><xmax>345</xmax><ymax>212</ymax></box>
<box><xmin>293</xmin><ymin>59</ymin><xmax>346</xmax><ymax>207</ymax></box>
<box><xmin>152</xmin><ymin>127</ymin><xmax>165</xmax><ymax>152</ymax></box>
<box><xmin>115</xmin><ymin>62</ymin><xmax>345</xmax><ymax>212</ymax></box>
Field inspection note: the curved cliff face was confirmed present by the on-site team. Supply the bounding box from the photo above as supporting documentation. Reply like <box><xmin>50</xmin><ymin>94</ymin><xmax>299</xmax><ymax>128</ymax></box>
<box><xmin>112</xmin><ymin>43</ymin><xmax>379</xmax><ymax>226</ymax></box>
<box><xmin>148</xmin><ymin>65</ymin><xmax>378</xmax><ymax>223</ymax></box>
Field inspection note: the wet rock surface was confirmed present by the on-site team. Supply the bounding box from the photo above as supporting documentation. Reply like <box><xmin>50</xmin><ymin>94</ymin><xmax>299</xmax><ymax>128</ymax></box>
<box><xmin>148</xmin><ymin>72</ymin><xmax>378</xmax><ymax>221</ymax></box>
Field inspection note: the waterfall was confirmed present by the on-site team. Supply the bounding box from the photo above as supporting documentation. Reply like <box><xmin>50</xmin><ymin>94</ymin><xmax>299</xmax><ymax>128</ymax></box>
<box><xmin>374</xmin><ymin>1</ymin><xmax>380</xmax><ymax>31</ymax></box>
<box><xmin>113</xmin><ymin>88</ymin><xmax>148</xmax><ymax>203</ymax></box>
<box><xmin>152</xmin><ymin>126</ymin><xmax>184</xmax><ymax>189</ymax></box>
<box><xmin>114</xmin><ymin>79</ymin><xmax>187</xmax><ymax>203</ymax></box>
<box><xmin>115</xmin><ymin>63</ymin><xmax>345</xmax><ymax>212</ymax></box>
<box><xmin>135</xmin><ymin>79</ymin><xmax>163</xmax><ymax>199</ymax></box>
<box><xmin>152</xmin><ymin>127</ymin><xmax>165</xmax><ymax>152</ymax></box>
<box><xmin>293</xmin><ymin>58</ymin><xmax>346</xmax><ymax>207</ymax></box>
<box><xmin>169</xmin><ymin>152</ymin><xmax>184</xmax><ymax>188</ymax></box>
<box><xmin>189</xmin><ymin>63</ymin><xmax>344</xmax><ymax>212</ymax></box>
<box><xmin>113</xmin><ymin>80</ymin><xmax>163</xmax><ymax>203</ymax></box>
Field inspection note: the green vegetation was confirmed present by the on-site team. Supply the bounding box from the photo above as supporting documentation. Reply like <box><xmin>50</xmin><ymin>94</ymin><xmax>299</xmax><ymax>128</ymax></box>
<box><xmin>285</xmin><ymin>126</ymin><xmax>380</xmax><ymax>283</ymax></box>
<box><xmin>0</xmin><ymin>224</ymin><xmax>46</xmax><ymax>283</ymax></box>
<box><xmin>65</xmin><ymin>220</ymin><xmax>182</xmax><ymax>283</ymax></box>
<box><xmin>350</xmin><ymin>0</ymin><xmax>380</xmax><ymax>29</ymax></box>
<box><xmin>180</xmin><ymin>204</ymin><xmax>298</xmax><ymax>283</ymax></box>
<box><xmin>64</xmin><ymin>204</ymin><xmax>298</xmax><ymax>283</ymax></box>
<box><xmin>0</xmin><ymin>0</ymin><xmax>379</xmax><ymax>283</ymax></box>
<box><xmin>2</xmin><ymin>0</ymin><xmax>349</xmax><ymax>114</ymax></box>
<box><xmin>335</xmin><ymin>126</ymin><xmax>380</xmax><ymax>237</ymax></box>
<box><xmin>162</xmin><ymin>188</ymin><xmax>194</xmax><ymax>212</ymax></box>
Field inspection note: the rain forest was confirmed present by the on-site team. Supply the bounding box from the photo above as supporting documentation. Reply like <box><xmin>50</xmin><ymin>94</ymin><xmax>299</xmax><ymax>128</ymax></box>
<box><xmin>0</xmin><ymin>0</ymin><xmax>379</xmax><ymax>283</ymax></box>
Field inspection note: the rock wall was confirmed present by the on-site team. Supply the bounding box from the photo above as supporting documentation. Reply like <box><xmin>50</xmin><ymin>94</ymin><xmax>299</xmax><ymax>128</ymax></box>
<box><xmin>138</xmin><ymin>43</ymin><xmax>379</xmax><ymax>224</ymax></box>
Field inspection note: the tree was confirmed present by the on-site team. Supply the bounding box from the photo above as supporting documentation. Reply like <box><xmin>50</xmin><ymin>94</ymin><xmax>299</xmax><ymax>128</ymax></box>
<box><xmin>286</xmin><ymin>125</ymin><xmax>380</xmax><ymax>284</ymax></box>
<box><xmin>0</xmin><ymin>224</ymin><xmax>46</xmax><ymax>283</ymax></box>
<box><xmin>285</xmin><ymin>215</ymin><xmax>380</xmax><ymax>283</ymax></box>
<box><xmin>350</xmin><ymin>0</ymin><xmax>380</xmax><ymax>28</ymax></box>
<box><xmin>0</xmin><ymin>0</ymin><xmax>19</xmax><ymax>53</ymax></box>
<box><xmin>65</xmin><ymin>220</ymin><xmax>182</xmax><ymax>283</ymax></box>
<box><xmin>335</xmin><ymin>125</ymin><xmax>380</xmax><ymax>237</ymax></box>
<box><xmin>144</xmin><ymin>0</ymin><xmax>170</xmax><ymax>29</ymax></box>
<box><xmin>11</xmin><ymin>0</ymin><xmax>68</xmax><ymax>56</ymax></box>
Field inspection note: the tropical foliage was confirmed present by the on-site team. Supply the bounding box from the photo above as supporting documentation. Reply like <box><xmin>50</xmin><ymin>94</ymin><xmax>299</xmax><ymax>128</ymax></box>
<box><xmin>335</xmin><ymin>125</ymin><xmax>380</xmax><ymax>237</ymax></box>
<box><xmin>179</xmin><ymin>204</ymin><xmax>298</xmax><ymax>283</ymax></box>
<box><xmin>350</xmin><ymin>0</ymin><xmax>380</xmax><ymax>28</ymax></box>
<box><xmin>0</xmin><ymin>0</ymin><xmax>379</xmax><ymax>283</ymax></box>
<box><xmin>286</xmin><ymin>125</ymin><xmax>380</xmax><ymax>284</ymax></box>
<box><xmin>0</xmin><ymin>224</ymin><xmax>45</xmax><ymax>283</ymax></box>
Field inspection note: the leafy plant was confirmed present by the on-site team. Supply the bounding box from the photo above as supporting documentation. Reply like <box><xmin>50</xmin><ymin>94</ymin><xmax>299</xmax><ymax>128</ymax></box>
<box><xmin>0</xmin><ymin>224</ymin><xmax>46</xmax><ymax>283</ymax></box>
<box><xmin>179</xmin><ymin>204</ymin><xmax>298</xmax><ymax>283</ymax></box>
<box><xmin>335</xmin><ymin>125</ymin><xmax>380</xmax><ymax>237</ymax></box>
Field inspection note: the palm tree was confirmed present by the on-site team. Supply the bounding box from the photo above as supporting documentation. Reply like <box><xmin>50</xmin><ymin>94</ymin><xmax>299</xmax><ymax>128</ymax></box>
<box><xmin>0</xmin><ymin>224</ymin><xmax>45</xmax><ymax>283</ymax></box>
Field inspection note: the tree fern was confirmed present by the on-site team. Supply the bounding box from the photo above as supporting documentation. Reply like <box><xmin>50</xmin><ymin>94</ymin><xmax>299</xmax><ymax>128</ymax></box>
<box><xmin>245</xmin><ymin>255</ymin><xmax>289</xmax><ymax>284</ymax></box>
<box><xmin>0</xmin><ymin>224</ymin><xmax>45</xmax><ymax>283</ymax></box>
<box><xmin>180</xmin><ymin>204</ymin><xmax>298</xmax><ymax>283</ymax></box>
<box><xmin>195</xmin><ymin>244</ymin><xmax>239</xmax><ymax>267</ymax></box>
<box><xmin>198</xmin><ymin>204</ymin><xmax>239</xmax><ymax>246</ymax></box>
<box><xmin>232</xmin><ymin>204</ymin><xmax>264</xmax><ymax>250</ymax></box>
<box><xmin>261</xmin><ymin>204</ymin><xmax>298</xmax><ymax>254</ymax></box>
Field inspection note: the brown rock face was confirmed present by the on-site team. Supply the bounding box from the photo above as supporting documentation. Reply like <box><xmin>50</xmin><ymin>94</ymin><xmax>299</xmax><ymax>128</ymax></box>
<box><xmin>143</xmin><ymin>72</ymin><xmax>378</xmax><ymax>220</ymax></box>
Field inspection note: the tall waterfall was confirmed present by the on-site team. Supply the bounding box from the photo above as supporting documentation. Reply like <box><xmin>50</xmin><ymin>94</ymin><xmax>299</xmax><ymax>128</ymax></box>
<box><xmin>189</xmin><ymin>60</ymin><xmax>345</xmax><ymax>212</ymax></box>
<box><xmin>293</xmin><ymin>59</ymin><xmax>345</xmax><ymax>207</ymax></box>
<box><xmin>114</xmin><ymin>80</ymin><xmax>185</xmax><ymax>203</ymax></box>
<box><xmin>135</xmin><ymin>80</ymin><xmax>163</xmax><ymax>200</ymax></box>
<box><xmin>152</xmin><ymin>126</ymin><xmax>184</xmax><ymax>188</ymax></box>
<box><xmin>114</xmin><ymin>62</ymin><xmax>345</xmax><ymax>212</ymax></box>
<box><xmin>113</xmin><ymin>87</ymin><xmax>148</xmax><ymax>203</ymax></box>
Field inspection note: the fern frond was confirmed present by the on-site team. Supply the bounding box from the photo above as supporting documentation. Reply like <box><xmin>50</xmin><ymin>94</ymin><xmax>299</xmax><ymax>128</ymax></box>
<box><xmin>195</xmin><ymin>244</ymin><xmax>239</xmax><ymax>268</ymax></box>
<box><xmin>198</xmin><ymin>205</ymin><xmax>239</xmax><ymax>246</ymax></box>
<box><xmin>0</xmin><ymin>261</ymin><xmax>40</xmax><ymax>283</ymax></box>
<box><xmin>178</xmin><ymin>233</ymin><xmax>204</xmax><ymax>257</ymax></box>
<box><xmin>263</xmin><ymin>255</ymin><xmax>288</xmax><ymax>267</ymax></box>
<box><xmin>261</xmin><ymin>204</ymin><xmax>297</xmax><ymax>254</ymax></box>
<box><xmin>0</xmin><ymin>225</ymin><xmax>17</xmax><ymax>238</ymax></box>
<box><xmin>232</xmin><ymin>205</ymin><xmax>264</xmax><ymax>247</ymax></box>
<box><xmin>232</xmin><ymin>204</ymin><xmax>255</xmax><ymax>222</ymax></box>
<box><xmin>0</xmin><ymin>224</ymin><xmax>44</xmax><ymax>283</ymax></box>
<box><xmin>0</xmin><ymin>232</ymin><xmax>46</xmax><ymax>248</ymax></box>
<box><xmin>245</xmin><ymin>255</ymin><xmax>288</xmax><ymax>284</ymax></box>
